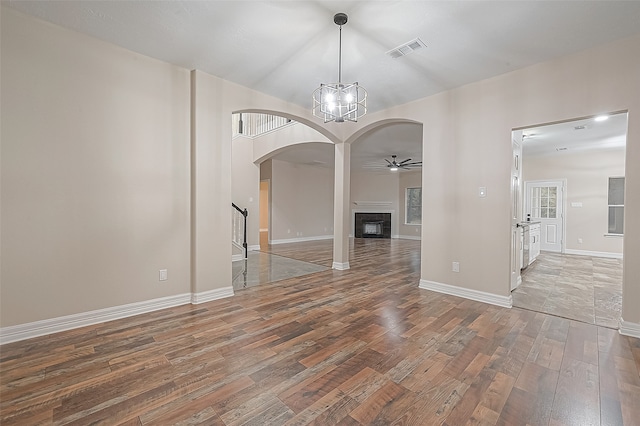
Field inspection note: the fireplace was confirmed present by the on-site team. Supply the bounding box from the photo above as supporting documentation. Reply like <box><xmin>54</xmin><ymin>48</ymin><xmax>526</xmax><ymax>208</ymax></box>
<box><xmin>354</xmin><ymin>213</ymin><xmax>391</xmax><ymax>239</ymax></box>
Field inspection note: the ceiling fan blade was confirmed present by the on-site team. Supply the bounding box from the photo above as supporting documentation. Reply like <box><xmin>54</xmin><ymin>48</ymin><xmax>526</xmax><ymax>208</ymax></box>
<box><xmin>385</xmin><ymin>159</ymin><xmax>393</xmax><ymax>166</ymax></box>
<box><xmin>402</xmin><ymin>161</ymin><xmax>422</xmax><ymax>166</ymax></box>
<box><xmin>398</xmin><ymin>158</ymin><xmax>412</xmax><ymax>165</ymax></box>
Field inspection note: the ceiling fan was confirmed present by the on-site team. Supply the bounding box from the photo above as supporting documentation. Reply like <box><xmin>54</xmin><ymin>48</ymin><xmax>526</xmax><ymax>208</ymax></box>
<box><xmin>385</xmin><ymin>155</ymin><xmax>422</xmax><ymax>171</ymax></box>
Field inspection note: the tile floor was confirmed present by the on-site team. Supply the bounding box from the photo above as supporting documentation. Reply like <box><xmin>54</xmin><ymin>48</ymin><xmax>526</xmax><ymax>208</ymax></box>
<box><xmin>232</xmin><ymin>251</ymin><xmax>328</xmax><ymax>290</ymax></box>
<box><xmin>512</xmin><ymin>252</ymin><xmax>622</xmax><ymax>328</ymax></box>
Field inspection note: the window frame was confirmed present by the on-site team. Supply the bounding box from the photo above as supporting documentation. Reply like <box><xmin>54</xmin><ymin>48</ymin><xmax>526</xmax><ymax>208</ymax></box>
<box><xmin>607</xmin><ymin>176</ymin><xmax>624</xmax><ymax>236</ymax></box>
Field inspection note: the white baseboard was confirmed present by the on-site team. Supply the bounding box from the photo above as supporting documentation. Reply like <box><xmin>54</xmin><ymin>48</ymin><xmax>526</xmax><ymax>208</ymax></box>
<box><xmin>332</xmin><ymin>261</ymin><xmax>350</xmax><ymax>270</ymax></box>
<box><xmin>270</xmin><ymin>235</ymin><xmax>333</xmax><ymax>245</ymax></box>
<box><xmin>563</xmin><ymin>249</ymin><xmax>623</xmax><ymax>259</ymax></box>
<box><xmin>619</xmin><ymin>318</ymin><xmax>640</xmax><ymax>338</ymax></box>
<box><xmin>191</xmin><ymin>287</ymin><xmax>234</xmax><ymax>304</ymax></box>
<box><xmin>0</xmin><ymin>293</ymin><xmax>191</xmax><ymax>345</ymax></box>
<box><xmin>0</xmin><ymin>286</ymin><xmax>236</xmax><ymax>345</ymax></box>
<box><xmin>419</xmin><ymin>279</ymin><xmax>513</xmax><ymax>308</ymax></box>
<box><xmin>395</xmin><ymin>235</ymin><xmax>421</xmax><ymax>241</ymax></box>
<box><xmin>259</xmin><ymin>228</ymin><xmax>268</xmax><ymax>232</ymax></box>
<box><xmin>248</xmin><ymin>244</ymin><xmax>260</xmax><ymax>251</ymax></box>
<box><xmin>232</xmin><ymin>254</ymin><xmax>244</xmax><ymax>262</ymax></box>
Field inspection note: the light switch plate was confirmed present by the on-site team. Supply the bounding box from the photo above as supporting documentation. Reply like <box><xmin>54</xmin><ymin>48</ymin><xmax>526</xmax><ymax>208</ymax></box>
<box><xmin>159</xmin><ymin>269</ymin><xmax>168</xmax><ymax>281</ymax></box>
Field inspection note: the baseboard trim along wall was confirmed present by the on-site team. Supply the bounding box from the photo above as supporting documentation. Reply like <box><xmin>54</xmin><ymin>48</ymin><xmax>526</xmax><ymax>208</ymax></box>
<box><xmin>419</xmin><ymin>279</ymin><xmax>513</xmax><ymax>309</ymax></box>
<box><xmin>270</xmin><ymin>235</ymin><xmax>333</xmax><ymax>245</ymax></box>
<box><xmin>332</xmin><ymin>262</ymin><xmax>350</xmax><ymax>270</ymax></box>
<box><xmin>191</xmin><ymin>287</ymin><xmax>235</xmax><ymax>304</ymax></box>
<box><xmin>563</xmin><ymin>249</ymin><xmax>623</xmax><ymax>259</ymax></box>
<box><xmin>0</xmin><ymin>288</ymin><xmax>234</xmax><ymax>345</ymax></box>
<box><xmin>248</xmin><ymin>245</ymin><xmax>261</xmax><ymax>251</ymax></box>
<box><xmin>394</xmin><ymin>235</ymin><xmax>421</xmax><ymax>241</ymax></box>
<box><xmin>619</xmin><ymin>318</ymin><xmax>640</xmax><ymax>339</ymax></box>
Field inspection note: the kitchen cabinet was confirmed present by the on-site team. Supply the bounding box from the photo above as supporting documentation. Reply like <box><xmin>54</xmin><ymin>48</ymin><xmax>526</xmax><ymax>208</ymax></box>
<box><xmin>529</xmin><ymin>223</ymin><xmax>541</xmax><ymax>264</ymax></box>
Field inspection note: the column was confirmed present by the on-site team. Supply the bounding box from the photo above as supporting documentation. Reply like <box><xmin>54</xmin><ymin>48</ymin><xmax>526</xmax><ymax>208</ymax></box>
<box><xmin>332</xmin><ymin>142</ymin><xmax>351</xmax><ymax>270</ymax></box>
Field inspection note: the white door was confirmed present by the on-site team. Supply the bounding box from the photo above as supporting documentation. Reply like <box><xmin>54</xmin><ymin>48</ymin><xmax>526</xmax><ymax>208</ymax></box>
<box><xmin>525</xmin><ymin>180</ymin><xmax>564</xmax><ymax>253</ymax></box>
<box><xmin>510</xmin><ymin>133</ymin><xmax>523</xmax><ymax>291</ymax></box>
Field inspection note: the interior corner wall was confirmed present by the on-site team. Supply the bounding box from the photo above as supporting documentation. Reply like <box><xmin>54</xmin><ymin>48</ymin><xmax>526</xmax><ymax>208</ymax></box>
<box><xmin>270</xmin><ymin>160</ymin><xmax>334</xmax><ymax>242</ymax></box>
<box><xmin>231</xmin><ymin>136</ymin><xmax>260</xmax><ymax>248</ymax></box>
<box><xmin>350</xmin><ymin>171</ymin><xmax>400</xmax><ymax>236</ymax></box>
<box><xmin>398</xmin><ymin>171</ymin><xmax>422</xmax><ymax>239</ymax></box>
<box><xmin>1</xmin><ymin>8</ymin><xmax>191</xmax><ymax>327</ymax></box>
<box><xmin>523</xmin><ymin>149</ymin><xmax>625</xmax><ymax>255</ymax></box>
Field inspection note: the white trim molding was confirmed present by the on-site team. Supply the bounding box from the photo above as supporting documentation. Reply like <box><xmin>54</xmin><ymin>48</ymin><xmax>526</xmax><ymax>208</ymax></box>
<box><xmin>419</xmin><ymin>279</ymin><xmax>513</xmax><ymax>308</ymax></box>
<box><xmin>619</xmin><ymin>318</ymin><xmax>640</xmax><ymax>339</ymax></box>
<box><xmin>395</xmin><ymin>235</ymin><xmax>421</xmax><ymax>241</ymax></box>
<box><xmin>0</xmin><ymin>293</ymin><xmax>191</xmax><ymax>345</ymax></box>
<box><xmin>332</xmin><ymin>262</ymin><xmax>350</xmax><ymax>270</ymax></box>
<box><xmin>270</xmin><ymin>235</ymin><xmax>333</xmax><ymax>245</ymax></box>
<box><xmin>248</xmin><ymin>244</ymin><xmax>261</xmax><ymax>251</ymax></box>
<box><xmin>563</xmin><ymin>249</ymin><xmax>623</xmax><ymax>259</ymax></box>
<box><xmin>1</xmin><ymin>287</ymin><xmax>236</xmax><ymax>344</ymax></box>
<box><xmin>191</xmin><ymin>287</ymin><xmax>235</xmax><ymax>304</ymax></box>
<box><xmin>232</xmin><ymin>254</ymin><xmax>244</xmax><ymax>262</ymax></box>
<box><xmin>352</xmin><ymin>201</ymin><xmax>393</xmax><ymax>208</ymax></box>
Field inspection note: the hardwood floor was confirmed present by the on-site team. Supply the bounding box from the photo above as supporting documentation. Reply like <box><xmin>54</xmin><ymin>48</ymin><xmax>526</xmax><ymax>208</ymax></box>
<box><xmin>1</xmin><ymin>239</ymin><xmax>639</xmax><ymax>425</ymax></box>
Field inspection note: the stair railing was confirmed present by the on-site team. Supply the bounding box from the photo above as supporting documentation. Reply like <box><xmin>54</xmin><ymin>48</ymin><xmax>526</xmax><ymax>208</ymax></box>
<box><xmin>232</xmin><ymin>203</ymin><xmax>248</xmax><ymax>259</ymax></box>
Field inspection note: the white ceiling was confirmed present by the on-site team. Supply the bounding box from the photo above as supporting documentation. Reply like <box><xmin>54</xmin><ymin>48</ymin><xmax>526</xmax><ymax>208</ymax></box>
<box><xmin>522</xmin><ymin>112</ymin><xmax>628</xmax><ymax>157</ymax></box>
<box><xmin>6</xmin><ymin>1</ymin><xmax>640</xmax><ymax>170</ymax></box>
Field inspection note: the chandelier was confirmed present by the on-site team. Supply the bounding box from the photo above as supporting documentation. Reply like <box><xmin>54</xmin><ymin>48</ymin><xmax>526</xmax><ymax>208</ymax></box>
<box><xmin>312</xmin><ymin>13</ymin><xmax>367</xmax><ymax>123</ymax></box>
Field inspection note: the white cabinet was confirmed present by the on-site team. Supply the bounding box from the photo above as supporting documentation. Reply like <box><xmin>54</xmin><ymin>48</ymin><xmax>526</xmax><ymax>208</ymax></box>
<box><xmin>529</xmin><ymin>223</ymin><xmax>541</xmax><ymax>264</ymax></box>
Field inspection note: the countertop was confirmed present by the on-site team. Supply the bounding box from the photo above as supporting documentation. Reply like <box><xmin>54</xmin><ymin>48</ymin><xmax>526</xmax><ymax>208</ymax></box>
<box><xmin>518</xmin><ymin>221</ymin><xmax>541</xmax><ymax>227</ymax></box>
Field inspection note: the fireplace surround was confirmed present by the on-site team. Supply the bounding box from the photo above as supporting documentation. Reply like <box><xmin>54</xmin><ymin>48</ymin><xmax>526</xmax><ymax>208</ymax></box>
<box><xmin>354</xmin><ymin>213</ymin><xmax>391</xmax><ymax>238</ymax></box>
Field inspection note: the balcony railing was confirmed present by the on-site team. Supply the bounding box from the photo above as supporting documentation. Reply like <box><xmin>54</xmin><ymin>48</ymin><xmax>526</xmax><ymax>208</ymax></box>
<box><xmin>232</xmin><ymin>113</ymin><xmax>294</xmax><ymax>138</ymax></box>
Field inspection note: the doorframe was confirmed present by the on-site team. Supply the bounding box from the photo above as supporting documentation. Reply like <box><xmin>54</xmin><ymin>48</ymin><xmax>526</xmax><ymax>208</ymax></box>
<box><xmin>259</xmin><ymin>179</ymin><xmax>271</xmax><ymax>247</ymax></box>
<box><xmin>523</xmin><ymin>179</ymin><xmax>567</xmax><ymax>253</ymax></box>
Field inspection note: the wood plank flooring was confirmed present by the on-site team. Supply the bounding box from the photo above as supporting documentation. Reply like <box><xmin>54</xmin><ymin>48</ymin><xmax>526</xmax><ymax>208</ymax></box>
<box><xmin>1</xmin><ymin>239</ymin><xmax>639</xmax><ymax>425</ymax></box>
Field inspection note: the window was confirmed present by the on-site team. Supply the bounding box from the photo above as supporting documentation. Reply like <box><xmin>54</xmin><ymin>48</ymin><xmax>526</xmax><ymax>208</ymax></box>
<box><xmin>608</xmin><ymin>177</ymin><xmax>624</xmax><ymax>235</ymax></box>
<box><xmin>530</xmin><ymin>186</ymin><xmax>558</xmax><ymax>219</ymax></box>
<box><xmin>405</xmin><ymin>187</ymin><xmax>422</xmax><ymax>225</ymax></box>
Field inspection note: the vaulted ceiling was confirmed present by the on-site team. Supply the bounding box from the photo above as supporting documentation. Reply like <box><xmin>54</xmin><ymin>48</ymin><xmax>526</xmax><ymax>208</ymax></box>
<box><xmin>6</xmin><ymin>1</ymin><xmax>640</xmax><ymax>169</ymax></box>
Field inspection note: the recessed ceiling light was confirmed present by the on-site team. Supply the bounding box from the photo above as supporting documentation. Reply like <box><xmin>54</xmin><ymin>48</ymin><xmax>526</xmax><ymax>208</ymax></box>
<box><xmin>574</xmin><ymin>125</ymin><xmax>586</xmax><ymax>130</ymax></box>
<box><xmin>556</xmin><ymin>147</ymin><xmax>568</xmax><ymax>151</ymax></box>
<box><xmin>594</xmin><ymin>115</ymin><xmax>609</xmax><ymax>122</ymax></box>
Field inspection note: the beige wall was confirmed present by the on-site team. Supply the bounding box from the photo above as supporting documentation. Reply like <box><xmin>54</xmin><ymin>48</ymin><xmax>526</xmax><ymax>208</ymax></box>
<box><xmin>357</xmin><ymin>33</ymin><xmax>640</xmax><ymax>324</ymax></box>
<box><xmin>1</xmin><ymin>9</ymin><xmax>191</xmax><ymax>326</ymax></box>
<box><xmin>3</xmin><ymin>7</ymin><xmax>640</xmax><ymax>331</ymax></box>
<box><xmin>231</xmin><ymin>136</ymin><xmax>260</xmax><ymax>248</ymax></box>
<box><xmin>398</xmin><ymin>171</ymin><xmax>422</xmax><ymax>239</ymax></box>
<box><xmin>523</xmin><ymin>148</ymin><xmax>625</xmax><ymax>255</ymax></box>
<box><xmin>270</xmin><ymin>160</ymin><xmax>334</xmax><ymax>242</ymax></box>
<box><xmin>350</xmin><ymin>172</ymin><xmax>400</xmax><ymax>236</ymax></box>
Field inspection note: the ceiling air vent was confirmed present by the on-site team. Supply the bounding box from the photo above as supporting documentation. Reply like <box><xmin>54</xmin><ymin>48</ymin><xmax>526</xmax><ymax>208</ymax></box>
<box><xmin>386</xmin><ymin>38</ymin><xmax>427</xmax><ymax>59</ymax></box>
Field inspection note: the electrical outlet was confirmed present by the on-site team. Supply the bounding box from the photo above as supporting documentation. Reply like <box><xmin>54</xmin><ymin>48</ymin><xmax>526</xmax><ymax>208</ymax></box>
<box><xmin>578</xmin><ymin>238</ymin><xmax>583</xmax><ymax>244</ymax></box>
<box><xmin>452</xmin><ymin>262</ymin><xmax>460</xmax><ymax>273</ymax></box>
<box><xmin>159</xmin><ymin>269</ymin><xmax>168</xmax><ymax>281</ymax></box>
